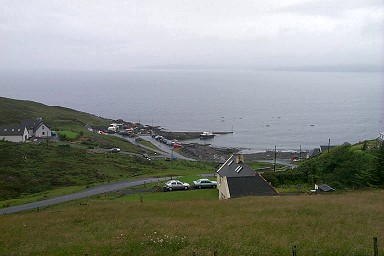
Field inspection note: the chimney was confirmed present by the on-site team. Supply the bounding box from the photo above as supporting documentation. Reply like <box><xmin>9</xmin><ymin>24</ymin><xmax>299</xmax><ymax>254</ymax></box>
<box><xmin>235</xmin><ymin>154</ymin><xmax>244</xmax><ymax>164</ymax></box>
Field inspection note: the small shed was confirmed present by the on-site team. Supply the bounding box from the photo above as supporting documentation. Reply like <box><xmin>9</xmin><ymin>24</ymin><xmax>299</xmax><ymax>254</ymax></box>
<box><xmin>315</xmin><ymin>184</ymin><xmax>335</xmax><ymax>192</ymax></box>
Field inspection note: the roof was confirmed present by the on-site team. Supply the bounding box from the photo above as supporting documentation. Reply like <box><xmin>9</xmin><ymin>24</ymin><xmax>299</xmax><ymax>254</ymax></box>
<box><xmin>20</xmin><ymin>119</ymin><xmax>41</xmax><ymax>129</ymax></box>
<box><xmin>20</xmin><ymin>118</ymin><xmax>50</xmax><ymax>132</ymax></box>
<box><xmin>317</xmin><ymin>184</ymin><xmax>335</xmax><ymax>192</ymax></box>
<box><xmin>308</xmin><ymin>148</ymin><xmax>321</xmax><ymax>157</ymax></box>
<box><xmin>320</xmin><ymin>145</ymin><xmax>336</xmax><ymax>153</ymax></box>
<box><xmin>0</xmin><ymin>125</ymin><xmax>27</xmax><ymax>136</ymax></box>
<box><xmin>227</xmin><ymin>175</ymin><xmax>279</xmax><ymax>198</ymax></box>
<box><xmin>216</xmin><ymin>155</ymin><xmax>255</xmax><ymax>177</ymax></box>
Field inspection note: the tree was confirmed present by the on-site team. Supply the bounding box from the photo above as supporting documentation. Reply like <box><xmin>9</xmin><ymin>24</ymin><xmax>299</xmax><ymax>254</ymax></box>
<box><xmin>372</xmin><ymin>142</ymin><xmax>384</xmax><ymax>187</ymax></box>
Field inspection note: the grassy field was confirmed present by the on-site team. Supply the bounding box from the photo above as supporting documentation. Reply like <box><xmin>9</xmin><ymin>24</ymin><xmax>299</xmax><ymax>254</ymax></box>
<box><xmin>0</xmin><ymin>190</ymin><xmax>382</xmax><ymax>255</ymax></box>
<box><xmin>0</xmin><ymin>96</ymin><xmax>111</xmax><ymax>130</ymax></box>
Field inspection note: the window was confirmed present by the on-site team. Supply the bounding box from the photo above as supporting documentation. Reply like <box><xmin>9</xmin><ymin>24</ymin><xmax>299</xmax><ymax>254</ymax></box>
<box><xmin>42</xmin><ymin>132</ymin><xmax>45</xmax><ymax>135</ymax></box>
<box><xmin>42</xmin><ymin>126</ymin><xmax>45</xmax><ymax>130</ymax></box>
<box><xmin>235</xmin><ymin>166</ymin><xmax>243</xmax><ymax>173</ymax></box>
<box><xmin>227</xmin><ymin>160</ymin><xmax>234</xmax><ymax>166</ymax></box>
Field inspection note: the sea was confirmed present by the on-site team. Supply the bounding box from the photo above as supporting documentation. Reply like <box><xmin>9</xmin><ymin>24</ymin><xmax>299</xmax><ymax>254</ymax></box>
<box><xmin>1</xmin><ymin>69</ymin><xmax>383</xmax><ymax>152</ymax></box>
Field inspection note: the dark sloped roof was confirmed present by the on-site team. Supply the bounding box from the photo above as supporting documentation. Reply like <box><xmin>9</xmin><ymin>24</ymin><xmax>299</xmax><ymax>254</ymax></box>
<box><xmin>320</xmin><ymin>145</ymin><xmax>336</xmax><ymax>153</ymax></box>
<box><xmin>227</xmin><ymin>175</ymin><xmax>279</xmax><ymax>197</ymax></box>
<box><xmin>317</xmin><ymin>184</ymin><xmax>335</xmax><ymax>192</ymax></box>
<box><xmin>20</xmin><ymin>118</ymin><xmax>50</xmax><ymax>132</ymax></box>
<box><xmin>308</xmin><ymin>148</ymin><xmax>321</xmax><ymax>157</ymax></box>
<box><xmin>0</xmin><ymin>125</ymin><xmax>26</xmax><ymax>136</ymax></box>
<box><xmin>217</xmin><ymin>155</ymin><xmax>255</xmax><ymax>177</ymax></box>
<box><xmin>20</xmin><ymin>119</ymin><xmax>40</xmax><ymax>129</ymax></box>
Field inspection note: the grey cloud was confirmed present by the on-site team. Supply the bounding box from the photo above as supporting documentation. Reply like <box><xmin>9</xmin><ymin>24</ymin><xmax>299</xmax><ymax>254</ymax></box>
<box><xmin>0</xmin><ymin>0</ymin><xmax>383</xmax><ymax>71</ymax></box>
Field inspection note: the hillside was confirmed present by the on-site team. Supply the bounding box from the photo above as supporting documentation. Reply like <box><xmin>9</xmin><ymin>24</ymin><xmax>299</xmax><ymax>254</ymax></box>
<box><xmin>263</xmin><ymin>141</ymin><xmax>384</xmax><ymax>190</ymax></box>
<box><xmin>0</xmin><ymin>96</ymin><xmax>148</xmax><ymax>151</ymax></box>
<box><xmin>0</xmin><ymin>96</ymin><xmax>110</xmax><ymax>130</ymax></box>
<box><xmin>0</xmin><ymin>140</ymin><xmax>216</xmax><ymax>201</ymax></box>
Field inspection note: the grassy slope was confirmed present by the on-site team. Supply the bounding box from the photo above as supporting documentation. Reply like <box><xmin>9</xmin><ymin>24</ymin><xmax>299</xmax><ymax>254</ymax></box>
<box><xmin>0</xmin><ymin>96</ymin><xmax>110</xmax><ymax>130</ymax></box>
<box><xmin>0</xmin><ymin>96</ymin><xmax>143</xmax><ymax>152</ymax></box>
<box><xmin>0</xmin><ymin>97</ymin><xmax>220</xmax><ymax>204</ymax></box>
<box><xmin>0</xmin><ymin>190</ymin><xmax>382</xmax><ymax>255</ymax></box>
<box><xmin>0</xmin><ymin>140</ymin><xmax>216</xmax><ymax>202</ymax></box>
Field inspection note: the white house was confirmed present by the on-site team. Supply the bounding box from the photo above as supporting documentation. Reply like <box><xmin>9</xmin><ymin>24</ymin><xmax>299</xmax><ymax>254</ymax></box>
<box><xmin>20</xmin><ymin>118</ymin><xmax>52</xmax><ymax>138</ymax></box>
<box><xmin>0</xmin><ymin>125</ymin><xmax>29</xmax><ymax>142</ymax></box>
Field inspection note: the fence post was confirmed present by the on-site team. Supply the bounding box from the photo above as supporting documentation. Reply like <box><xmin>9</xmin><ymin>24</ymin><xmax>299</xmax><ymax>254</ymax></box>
<box><xmin>192</xmin><ymin>251</ymin><xmax>196</xmax><ymax>256</ymax></box>
<box><xmin>213</xmin><ymin>250</ymin><xmax>218</xmax><ymax>256</ymax></box>
<box><xmin>373</xmin><ymin>237</ymin><xmax>378</xmax><ymax>256</ymax></box>
<box><xmin>292</xmin><ymin>245</ymin><xmax>297</xmax><ymax>256</ymax></box>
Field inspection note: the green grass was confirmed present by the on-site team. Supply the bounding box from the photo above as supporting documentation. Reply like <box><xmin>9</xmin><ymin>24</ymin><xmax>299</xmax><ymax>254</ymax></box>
<box><xmin>0</xmin><ymin>96</ymin><xmax>111</xmax><ymax>130</ymax></box>
<box><xmin>1</xmin><ymin>186</ymin><xmax>86</xmax><ymax>208</ymax></box>
<box><xmin>0</xmin><ymin>190</ymin><xmax>382</xmax><ymax>255</ymax></box>
<box><xmin>0</xmin><ymin>140</ymin><xmax>216</xmax><ymax>203</ymax></box>
<box><xmin>247</xmin><ymin>161</ymin><xmax>282</xmax><ymax>169</ymax></box>
<box><xmin>137</xmin><ymin>138</ymin><xmax>162</xmax><ymax>151</ymax></box>
<box><xmin>57</xmin><ymin>130</ymin><xmax>79</xmax><ymax>140</ymax></box>
<box><xmin>0</xmin><ymin>96</ymin><xmax>149</xmax><ymax>153</ymax></box>
<box><xmin>350</xmin><ymin>140</ymin><xmax>378</xmax><ymax>151</ymax></box>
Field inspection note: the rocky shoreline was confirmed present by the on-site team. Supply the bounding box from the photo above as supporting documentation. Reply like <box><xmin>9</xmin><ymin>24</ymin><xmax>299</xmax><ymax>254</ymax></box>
<box><xmin>145</xmin><ymin>129</ymin><xmax>295</xmax><ymax>162</ymax></box>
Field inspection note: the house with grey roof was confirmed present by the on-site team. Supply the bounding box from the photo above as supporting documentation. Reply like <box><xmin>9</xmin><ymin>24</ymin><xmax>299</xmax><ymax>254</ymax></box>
<box><xmin>0</xmin><ymin>118</ymin><xmax>52</xmax><ymax>143</ymax></box>
<box><xmin>0</xmin><ymin>125</ymin><xmax>29</xmax><ymax>142</ymax></box>
<box><xmin>320</xmin><ymin>145</ymin><xmax>336</xmax><ymax>153</ymax></box>
<box><xmin>216</xmin><ymin>155</ymin><xmax>278</xmax><ymax>199</ymax></box>
<box><xmin>20</xmin><ymin>118</ymin><xmax>52</xmax><ymax>138</ymax></box>
<box><xmin>307</xmin><ymin>148</ymin><xmax>321</xmax><ymax>158</ymax></box>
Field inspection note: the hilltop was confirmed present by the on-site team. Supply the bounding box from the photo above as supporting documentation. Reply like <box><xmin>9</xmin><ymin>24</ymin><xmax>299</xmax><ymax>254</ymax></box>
<box><xmin>0</xmin><ymin>96</ymin><xmax>110</xmax><ymax>130</ymax></box>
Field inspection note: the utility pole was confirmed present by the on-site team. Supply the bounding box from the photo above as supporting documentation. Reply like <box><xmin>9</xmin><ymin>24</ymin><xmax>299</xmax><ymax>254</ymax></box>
<box><xmin>274</xmin><ymin>145</ymin><xmax>277</xmax><ymax>172</ymax></box>
<box><xmin>328</xmin><ymin>138</ymin><xmax>331</xmax><ymax>153</ymax></box>
<box><xmin>299</xmin><ymin>145</ymin><xmax>302</xmax><ymax>160</ymax></box>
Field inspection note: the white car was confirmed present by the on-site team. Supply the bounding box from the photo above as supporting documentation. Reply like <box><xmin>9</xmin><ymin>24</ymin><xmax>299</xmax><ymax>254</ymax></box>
<box><xmin>109</xmin><ymin>148</ymin><xmax>121</xmax><ymax>153</ymax></box>
<box><xmin>193</xmin><ymin>179</ymin><xmax>217</xmax><ymax>189</ymax></box>
<box><xmin>163</xmin><ymin>180</ymin><xmax>190</xmax><ymax>191</ymax></box>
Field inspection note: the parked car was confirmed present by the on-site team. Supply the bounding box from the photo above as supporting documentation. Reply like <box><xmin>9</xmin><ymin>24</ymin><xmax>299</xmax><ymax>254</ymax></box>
<box><xmin>109</xmin><ymin>147</ymin><xmax>121</xmax><ymax>153</ymax></box>
<box><xmin>193</xmin><ymin>178</ymin><xmax>217</xmax><ymax>189</ymax></box>
<box><xmin>163</xmin><ymin>180</ymin><xmax>190</xmax><ymax>191</ymax></box>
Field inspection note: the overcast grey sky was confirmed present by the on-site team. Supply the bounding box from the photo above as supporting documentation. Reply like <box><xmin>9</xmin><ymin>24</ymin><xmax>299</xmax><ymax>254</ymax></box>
<box><xmin>0</xmin><ymin>0</ymin><xmax>383</xmax><ymax>71</ymax></box>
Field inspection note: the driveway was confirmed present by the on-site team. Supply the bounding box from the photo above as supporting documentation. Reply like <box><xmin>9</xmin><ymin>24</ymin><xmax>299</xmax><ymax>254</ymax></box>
<box><xmin>0</xmin><ymin>176</ymin><xmax>173</xmax><ymax>215</ymax></box>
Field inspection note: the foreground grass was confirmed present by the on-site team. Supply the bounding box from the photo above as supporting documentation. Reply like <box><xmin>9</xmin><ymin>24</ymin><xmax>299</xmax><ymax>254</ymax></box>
<box><xmin>0</xmin><ymin>190</ymin><xmax>383</xmax><ymax>255</ymax></box>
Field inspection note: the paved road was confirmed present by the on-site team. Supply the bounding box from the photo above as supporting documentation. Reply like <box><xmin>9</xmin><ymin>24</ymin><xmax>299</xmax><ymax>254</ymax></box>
<box><xmin>0</xmin><ymin>177</ymin><xmax>173</xmax><ymax>215</ymax></box>
<box><xmin>119</xmin><ymin>135</ymin><xmax>196</xmax><ymax>161</ymax></box>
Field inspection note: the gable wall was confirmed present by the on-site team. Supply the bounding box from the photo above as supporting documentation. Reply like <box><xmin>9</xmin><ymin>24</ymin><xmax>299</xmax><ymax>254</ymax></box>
<box><xmin>218</xmin><ymin>176</ymin><xmax>231</xmax><ymax>199</ymax></box>
<box><xmin>35</xmin><ymin>124</ymin><xmax>52</xmax><ymax>138</ymax></box>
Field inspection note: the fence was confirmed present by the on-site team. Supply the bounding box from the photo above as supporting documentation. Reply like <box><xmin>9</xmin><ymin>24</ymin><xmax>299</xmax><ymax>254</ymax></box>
<box><xmin>189</xmin><ymin>237</ymin><xmax>380</xmax><ymax>256</ymax></box>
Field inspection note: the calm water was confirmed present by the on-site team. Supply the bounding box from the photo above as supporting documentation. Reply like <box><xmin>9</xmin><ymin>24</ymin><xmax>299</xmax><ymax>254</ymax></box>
<box><xmin>1</xmin><ymin>69</ymin><xmax>383</xmax><ymax>151</ymax></box>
